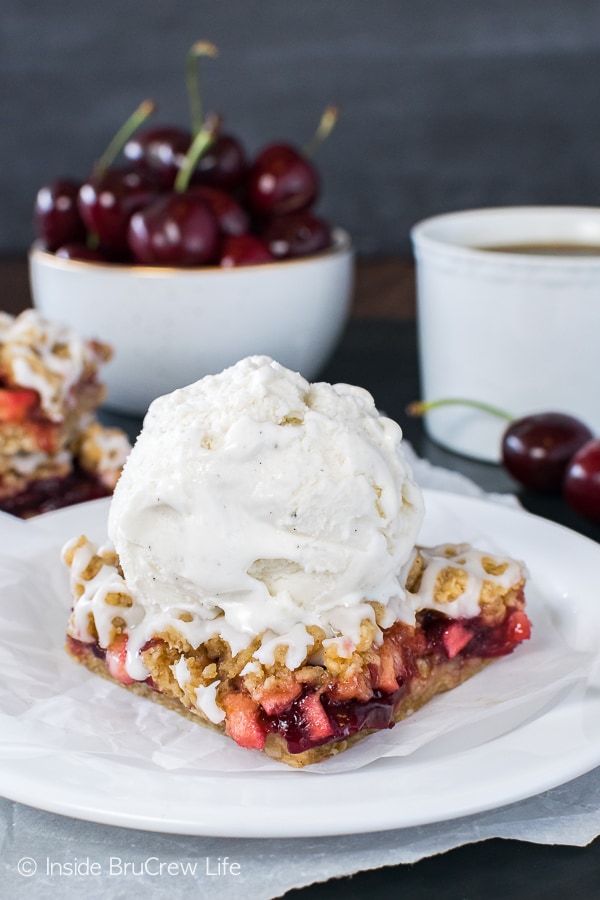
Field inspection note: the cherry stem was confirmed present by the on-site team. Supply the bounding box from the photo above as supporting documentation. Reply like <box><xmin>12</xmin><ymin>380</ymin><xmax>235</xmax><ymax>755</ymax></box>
<box><xmin>303</xmin><ymin>105</ymin><xmax>340</xmax><ymax>157</ymax></box>
<box><xmin>186</xmin><ymin>40</ymin><xmax>219</xmax><ymax>137</ymax></box>
<box><xmin>406</xmin><ymin>397</ymin><xmax>514</xmax><ymax>421</ymax></box>
<box><xmin>174</xmin><ymin>113</ymin><xmax>220</xmax><ymax>193</ymax></box>
<box><xmin>92</xmin><ymin>99</ymin><xmax>156</xmax><ymax>180</ymax></box>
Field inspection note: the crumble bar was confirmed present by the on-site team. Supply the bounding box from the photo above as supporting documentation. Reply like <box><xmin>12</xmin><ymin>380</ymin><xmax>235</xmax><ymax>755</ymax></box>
<box><xmin>0</xmin><ymin>309</ymin><xmax>130</xmax><ymax>516</ymax></box>
<box><xmin>63</xmin><ymin>537</ymin><xmax>530</xmax><ymax>767</ymax></box>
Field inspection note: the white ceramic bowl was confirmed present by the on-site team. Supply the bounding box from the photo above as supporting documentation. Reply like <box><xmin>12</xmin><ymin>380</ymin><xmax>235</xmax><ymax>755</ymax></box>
<box><xmin>411</xmin><ymin>207</ymin><xmax>600</xmax><ymax>462</ymax></box>
<box><xmin>29</xmin><ymin>229</ymin><xmax>354</xmax><ymax>415</ymax></box>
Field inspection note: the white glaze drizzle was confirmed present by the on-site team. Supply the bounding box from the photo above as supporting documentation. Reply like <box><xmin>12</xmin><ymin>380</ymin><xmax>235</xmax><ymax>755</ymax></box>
<box><xmin>64</xmin><ymin>536</ymin><xmax>525</xmax><ymax>687</ymax></box>
<box><xmin>194</xmin><ymin>681</ymin><xmax>225</xmax><ymax>724</ymax></box>
<box><xmin>171</xmin><ymin>655</ymin><xmax>191</xmax><ymax>689</ymax></box>
<box><xmin>399</xmin><ymin>543</ymin><xmax>525</xmax><ymax>622</ymax></box>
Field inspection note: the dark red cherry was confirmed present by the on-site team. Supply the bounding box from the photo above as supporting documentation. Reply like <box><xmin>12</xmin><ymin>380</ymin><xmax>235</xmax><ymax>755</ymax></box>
<box><xmin>123</xmin><ymin>126</ymin><xmax>192</xmax><ymax>189</ymax></box>
<box><xmin>55</xmin><ymin>243</ymin><xmax>110</xmax><ymax>262</ymax></box>
<box><xmin>502</xmin><ymin>412</ymin><xmax>594</xmax><ymax>492</ymax></box>
<box><xmin>564</xmin><ymin>439</ymin><xmax>600</xmax><ymax>522</ymax></box>
<box><xmin>188</xmin><ymin>185</ymin><xmax>249</xmax><ymax>236</ymax></box>
<box><xmin>262</xmin><ymin>212</ymin><xmax>332</xmax><ymax>259</ymax></box>
<box><xmin>191</xmin><ymin>133</ymin><xmax>247</xmax><ymax>189</ymax></box>
<box><xmin>219</xmin><ymin>234</ymin><xmax>274</xmax><ymax>267</ymax></box>
<box><xmin>34</xmin><ymin>179</ymin><xmax>87</xmax><ymax>251</ymax></box>
<box><xmin>78</xmin><ymin>168</ymin><xmax>159</xmax><ymax>254</ymax></box>
<box><xmin>248</xmin><ymin>143</ymin><xmax>319</xmax><ymax>217</ymax></box>
<box><xmin>127</xmin><ymin>193</ymin><xmax>220</xmax><ymax>266</ymax></box>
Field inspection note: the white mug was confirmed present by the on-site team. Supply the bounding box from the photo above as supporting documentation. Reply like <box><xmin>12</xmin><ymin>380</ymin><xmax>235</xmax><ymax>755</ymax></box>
<box><xmin>411</xmin><ymin>207</ymin><xmax>600</xmax><ymax>462</ymax></box>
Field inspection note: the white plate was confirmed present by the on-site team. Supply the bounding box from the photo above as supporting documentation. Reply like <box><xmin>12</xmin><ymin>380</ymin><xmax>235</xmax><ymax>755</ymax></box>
<box><xmin>1</xmin><ymin>490</ymin><xmax>600</xmax><ymax>837</ymax></box>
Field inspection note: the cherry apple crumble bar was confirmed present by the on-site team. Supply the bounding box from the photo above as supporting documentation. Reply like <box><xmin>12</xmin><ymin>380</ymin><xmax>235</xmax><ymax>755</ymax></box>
<box><xmin>0</xmin><ymin>309</ymin><xmax>130</xmax><ymax>516</ymax></box>
<box><xmin>63</xmin><ymin>537</ymin><xmax>530</xmax><ymax>767</ymax></box>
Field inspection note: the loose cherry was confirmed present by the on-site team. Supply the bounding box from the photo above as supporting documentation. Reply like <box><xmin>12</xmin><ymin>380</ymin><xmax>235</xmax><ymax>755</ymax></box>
<box><xmin>219</xmin><ymin>234</ymin><xmax>274</xmax><ymax>267</ymax></box>
<box><xmin>77</xmin><ymin>100</ymin><xmax>159</xmax><ymax>255</ymax></box>
<box><xmin>127</xmin><ymin>193</ymin><xmax>219</xmax><ymax>266</ymax></box>
<box><xmin>78</xmin><ymin>168</ymin><xmax>159</xmax><ymax>256</ymax></box>
<box><xmin>127</xmin><ymin>117</ymin><xmax>220</xmax><ymax>266</ymax></box>
<box><xmin>34</xmin><ymin>179</ymin><xmax>87</xmax><ymax>251</ymax></box>
<box><xmin>247</xmin><ymin>106</ymin><xmax>338</xmax><ymax>218</ymax></box>
<box><xmin>191</xmin><ymin>132</ymin><xmax>247</xmax><ymax>189</ymax></box>
<box><xmin>564</xmin><ymin>439</ymin><xmax>600</xmax><ymax>522</ymax></box>
<box><xmin>123</xmin><ymin>125</ymin><xmax>192</xmax><ymax>189</ymax></box>
<box><xmin>184</xmin><ymin>40</ymin><xmax>247</xmax><ymax>190</ymax></box>
<box><xmin>262</xmin><ymin>211</ymin><xmax>332</xmax><ymax>259</ymax></box>
<box><xmin>189</xmin><ymin>185</ymin><xmax>249</xmax><ymax>236</ymax></box>
<box><xmin>120</xmin><ymin>42</ymin><xmax>221</xmax><ymax>191</ymax></box>
<box><xmin>248</xmin><ymin>144</ymin><xmax>319</xmax><ymax>217</ymax></box>
<box><xmin>502</xmin><ymin>413</ymin><xmax>594</xmax><ymax>492</ymax></box>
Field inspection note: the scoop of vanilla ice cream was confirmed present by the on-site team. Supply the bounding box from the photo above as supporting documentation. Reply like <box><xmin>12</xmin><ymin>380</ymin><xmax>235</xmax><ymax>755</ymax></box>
<box><xmin>108</xmin><ymin>356</ymin><xmax>424</xmax><ymax>649</ymax></box>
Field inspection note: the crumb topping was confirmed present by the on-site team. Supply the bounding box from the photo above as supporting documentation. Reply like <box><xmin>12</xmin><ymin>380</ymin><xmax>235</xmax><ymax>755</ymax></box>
<box><xmin>63</xmin><ymin>535</ymin><xmax>526</xmax><ymax>724</ymax></box>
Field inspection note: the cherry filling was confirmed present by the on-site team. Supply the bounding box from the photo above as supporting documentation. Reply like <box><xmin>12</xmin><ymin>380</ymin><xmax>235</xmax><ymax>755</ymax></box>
<box><xmin>67</xmin><ymin>598</ymin><xmax>531</xmax><ymax>756</ymax></box>
<box><xmin>274</xmin><ymin>687</ymin><xmax>403</xmax><ymax>754</ymax></box>
<box><xmin>255</xmin><ymin>600</ymin><xmax>531</xmax><ymax>754</ymax></box>
<box><xmin>67</xmin><ymin>634</ymin><xmax>157</xmax><ymax>688</ymax></box>
<box><xmin>90</xmin><ymin>642</ymin><xmax>107</xmax><ymax>661</ymax></box>
<box><xmin>417</xmin><ymin>598</ymin><xmax>530</xmax><ymax>660</ymax></box>
<box><xmin>2</xmin><ymin>466</ymin><xmax>111</xmax><ymax>519</ymax></box>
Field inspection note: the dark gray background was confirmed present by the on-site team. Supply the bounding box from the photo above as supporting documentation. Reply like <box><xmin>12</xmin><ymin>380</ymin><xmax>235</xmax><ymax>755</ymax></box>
<box><xmin>4</xmin><ymin>0</ymin><xmax>600</xmax><ymax>257</ymax></box>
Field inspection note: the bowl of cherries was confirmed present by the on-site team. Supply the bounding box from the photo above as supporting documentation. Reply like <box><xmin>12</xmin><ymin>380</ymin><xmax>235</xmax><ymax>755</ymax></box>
<box><xmin>29</xmin><ymin>43</ymin><xmax>354</xmax><ymax>415</ymax></box>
